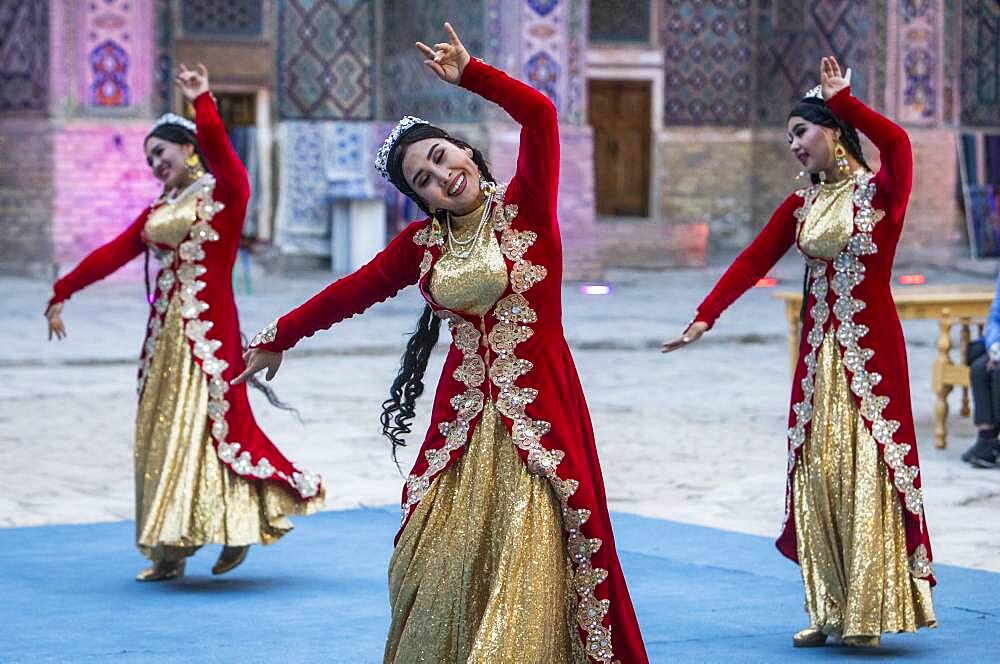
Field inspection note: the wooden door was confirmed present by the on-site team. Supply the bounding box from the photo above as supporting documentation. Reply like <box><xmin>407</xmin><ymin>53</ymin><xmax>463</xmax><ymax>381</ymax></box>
<box><xmin>588</xmin><ymin>79</ymin><xmax>651</xmax><ymax>217</ymax></box>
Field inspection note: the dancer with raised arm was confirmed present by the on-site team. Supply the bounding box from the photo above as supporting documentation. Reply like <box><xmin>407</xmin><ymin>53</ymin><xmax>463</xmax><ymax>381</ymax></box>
<box><xmin>663</xmin><ymin>57</ymin><xmax>936</xmax><ymax>647</ymax></box>
<box><xmin>45</xmin><ymin>64</ymin><xmax>323</xmax><ymax>582</ymax></box>
<box><xmin>236</xmin><ymin>22</ymin><xmax>647</xmax><ymax>664</ymax></box>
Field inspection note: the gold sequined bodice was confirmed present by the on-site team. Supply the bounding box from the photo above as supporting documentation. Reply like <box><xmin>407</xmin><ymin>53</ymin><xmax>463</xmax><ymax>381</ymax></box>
<box><xmin>430</xmin><ymin>200</ymin><xmax>508</xmax><ymax>316</ymax></box>
<box><xmin>144</xmin><ymin>187</ymin><xmax>200</xmax><ymax>247</ymax></box>
<box><xmin>798</xmin><ymin>176</ymin><xmax>856</xmax><ymax>259</ymax></box>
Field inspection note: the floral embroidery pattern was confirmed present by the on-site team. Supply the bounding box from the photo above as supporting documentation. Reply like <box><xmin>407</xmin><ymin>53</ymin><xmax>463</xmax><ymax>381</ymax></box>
<box><xmin>137</xmin><ymin>248</ymin><xmax>175</xmax><ymax>396</ymax></box>
<box><xmin>780</xmin><ymin>258</ymin><xmax>829</xmax><ymax>532</ymax></box>
<box><xmin>830</xmin><ymin>173</ymin><xmax>923</xmax><ymax>521</ymax></box>
<box><xmin>489</xmin><ymin>184</ymin><xmax>612</xmax><ymax>663</ymax></box>
<box><xmin>909</xmin><ymin>543</ymin><xmax>934</xmax><ymax>579</ymax></box>
<box><xmin>400</xmin><ymin>311</ymin><xmax>485</xmax><ymax>520</ymax></box>
<box><xmin>249</xmin><ymin>318</ymin><xmax>278</xmax><ymax>347</ymax></box>
<box><xmin>143</xmin><ymin>175</ymin><xmax>321</xmax><ymax>499</ymax></box>
<box><xmin>787</xmin><ymin>171</ymin><xmax>927</xmax><ymax>578</ymax></box>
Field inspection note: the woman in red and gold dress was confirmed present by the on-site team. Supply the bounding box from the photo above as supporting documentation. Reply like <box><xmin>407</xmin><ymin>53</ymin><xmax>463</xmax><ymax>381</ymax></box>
<box><xmin>44</xmin><ymin>65</ymin><xmax>323</xmax><ymax>582</ymax></box>
<box><xmin>235</xmin><ymin>23</ymin><xmax>647</xmax><ymax>664</ymax></box>
<box><xmin>664</xmin><ymin>57</ymin><xmax>937</xmax><ymax>647</ymax></box>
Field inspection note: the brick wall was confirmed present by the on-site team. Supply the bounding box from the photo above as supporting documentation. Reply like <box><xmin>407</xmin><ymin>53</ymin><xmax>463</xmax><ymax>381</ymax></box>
<box><xmin>52</xmin><ymin>122</ymin><xmax>162</xmax><ymax>279</ymax></box>
<box><xmin>0</xmin><ymin>119</ymin><xmax>54</xmax><ymax>277</ymax></box>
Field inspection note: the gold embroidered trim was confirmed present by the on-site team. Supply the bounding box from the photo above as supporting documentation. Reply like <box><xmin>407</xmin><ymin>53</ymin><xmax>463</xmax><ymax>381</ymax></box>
<box><xmin>909</xmin><ymin>543</ymin><xmax>934</xmax><ymax>579</ymax></box>
<box><xmin>413</xmin><ymin>219</ymin><xmax>444</xmax><ymax>247</ymax></box>
<box><xmin>488</xmin><ymin>185</ymin><xmax>613</xmax><ymax>663</ymax></box>
<box><xmin>401</xmin><ymin>311</ymin><xmax>485</xmax><ymax>521</ymax></box>
<box><xmin>830</xmin><ymin>172</ymin><xmax>921</xmax><ymax>519</ymax></box>
<box><xmin>175</xmin><ymin>175</ymin><xmax>319</xmax><ymax>498</ymax></box>
<box><xmin>780</xmin><ymin>260</ymin><xmax>830</xmax><ymax>533</ymax></box>
<box><xmin>786</xmin><ymin>172</ymin><xmax>925</xmax><ymax>573</ymax></box>
<box><xmin>249</xmin><ymin>318</ymin><xmax>278</xmax><ymax>347</ymax></box>
<box><xmin>137</xmin><ymin>248</ymin><xmax>176</xmax><ymax>396</ymax></box>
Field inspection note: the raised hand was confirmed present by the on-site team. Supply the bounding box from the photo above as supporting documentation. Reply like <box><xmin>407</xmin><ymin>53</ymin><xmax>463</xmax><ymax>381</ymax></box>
<box><xmin>415</xmin><ymin>22</ymin><xmax>471</xmax><ymax>85</ymax></box>
<box><xmin>231</xmin><ymin>348</ymin><xmax>283</xmax><ymax>385</ymax></box>
<box><xmin>45</xmin><ymin>301</ymin><xmax>66</xmax><ymax>341</ymax></box>
<box><xmin>661</xmin><ymin>321</ymin><xmax>708</xmax><ymax>353</ymax></box>
<box><xmin>175</xmin><ymin>63</ymin><xmax>210</xmax><ymax>102</ymax></box>
<box><xmin>820</xmin><ymin>56</ymin><xmax>851</xmax><ymax>101</ymax></box>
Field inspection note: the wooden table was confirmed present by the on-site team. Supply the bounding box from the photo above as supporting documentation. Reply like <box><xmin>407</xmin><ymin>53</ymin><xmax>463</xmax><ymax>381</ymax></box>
<box><xmin>775</xmin><ymin>287</ymin><xmax>994</xmax><ymax>449</ymax></box>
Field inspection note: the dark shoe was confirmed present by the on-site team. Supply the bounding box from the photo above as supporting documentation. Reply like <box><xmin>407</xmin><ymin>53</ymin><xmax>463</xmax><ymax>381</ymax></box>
<box><xmin>962</xmin><ymin>436</ymin><xmax>999</xmax><ymax>468</ymax></box>
<box><xmin>212</xmin><ymin>545</ymin><xmax>250</xmax><ymax>575</ymax></box>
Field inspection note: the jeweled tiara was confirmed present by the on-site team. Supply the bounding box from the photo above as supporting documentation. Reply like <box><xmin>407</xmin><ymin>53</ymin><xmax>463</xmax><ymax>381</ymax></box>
<box><xmin>151</xmin><ymin>112</ymin><xmax>196</xmax><ymax>133</ymax></box>
<box><xmin>374</xmin><ymin>115</ymin><xmax>429</xmax><ymax>180</ymax></box>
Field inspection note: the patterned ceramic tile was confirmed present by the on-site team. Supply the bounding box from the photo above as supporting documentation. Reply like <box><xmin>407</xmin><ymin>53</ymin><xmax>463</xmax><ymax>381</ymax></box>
<box><xmin>278</xmin><ymin>0</ymin><xmax>374</xmax><ymax>120</ymax></box>
<box><xmin>0</xmin><ymin>0</ymin><xmax>49</xmax><ymax>113</ymax></box>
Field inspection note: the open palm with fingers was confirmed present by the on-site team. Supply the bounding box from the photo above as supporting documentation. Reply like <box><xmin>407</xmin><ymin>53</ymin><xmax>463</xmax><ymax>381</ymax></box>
<box><xmin>415</xmin><ymin>22</ymin><xmax>470</xmax><ymax>85</ymax></box>
<box><xmin>820</xmin><ymin>56</ymin><xmax>851</xmax><ymax>101</ymax></box>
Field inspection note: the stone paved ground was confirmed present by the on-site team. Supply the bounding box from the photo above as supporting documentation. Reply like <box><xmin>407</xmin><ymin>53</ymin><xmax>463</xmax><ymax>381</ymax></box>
<box><xmin>2</xmin><ymin>254</ymin><xmax>998</xmax><ymax>570</ymax></box>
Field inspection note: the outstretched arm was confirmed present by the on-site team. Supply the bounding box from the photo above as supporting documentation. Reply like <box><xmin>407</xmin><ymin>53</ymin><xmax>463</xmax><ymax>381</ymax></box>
<box><xmin>48</xmin><ymin>209</ymin><xmax>149</xmax><ymax>307</ymax></box>
<box><xmin>44</xmin><ymin>209</ymin><xmax>150</xmax><ymax>341</ymax></box>
<box><xmin>821</xmin><ymin>56</ymin><xmax>912</xmax><ymax>210</ymax></box>
<box><xmin>176</xmin><ymin>64</ymin><xmax>250</xmax><ymax>209</ymax></box>
<box><xmin>663</xmin><ymin>193</ymin><xmax>800</xmax><ymax>353</ymax></box>
<box><xmin>416</xmin><ymin>22</ymin><xmax>559</xmax><ymax>223</ymax></box>
<box><xmin>240</xmin><ymin>220</ymin><xmax>426</xmax><ymax>353</ymax></box>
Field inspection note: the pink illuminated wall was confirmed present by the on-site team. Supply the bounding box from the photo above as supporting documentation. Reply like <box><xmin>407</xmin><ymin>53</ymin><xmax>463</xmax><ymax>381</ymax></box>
<box><xmin>52</xmin><ymin>124</ymin><xmax>161</xmax><ymax>271</ymax></box>
<box><xmin>50</xmin><ymin>1</ymin><xmax>158</xmax><ymax>273</ymax></box>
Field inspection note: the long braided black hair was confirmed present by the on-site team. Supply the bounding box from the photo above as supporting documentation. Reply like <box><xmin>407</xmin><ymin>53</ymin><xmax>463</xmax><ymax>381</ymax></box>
<box><xmin>142</xmin><ymin>122</ymin><xmax>299</xmax><ymax>418</ymax></box>
<box><xmin>380</xmin><ymin>123</ymin><xmax>496</xmax><ymax>463</ymax></box>
<box><xmin>787</xmin><ymin>96</ymin><xmax>871</xmax><ymax>185</ymax></box>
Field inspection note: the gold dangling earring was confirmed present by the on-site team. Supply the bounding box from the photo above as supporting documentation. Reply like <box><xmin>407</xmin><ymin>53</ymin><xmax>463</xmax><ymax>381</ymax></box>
<box><xmin>834</xmin><ymin>143</ymin><xmax>850</xmax><ymax>175</ymax></box>
<box><xmin>185</xmin><ymin>153</ymin><xmax>205</xmax><ymax>180</ymax></box>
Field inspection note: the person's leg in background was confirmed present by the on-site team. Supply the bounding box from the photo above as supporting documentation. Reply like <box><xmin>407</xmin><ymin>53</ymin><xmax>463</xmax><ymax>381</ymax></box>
<box><xmin>963</xmin><ymin>339</ymin><xmax>1000</xmax><ymax>468</ymax></box>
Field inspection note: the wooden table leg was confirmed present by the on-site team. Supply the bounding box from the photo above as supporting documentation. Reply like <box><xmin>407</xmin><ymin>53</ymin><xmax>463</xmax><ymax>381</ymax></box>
<box><xmin>932</xmin><ymin>310</ymin><xmax>953</xmax><ymax>449</ymax></box>
<box><xmin>960</xmin><ymin>318</ymin><xmax>971</xmax><ymax>417</ymax></box>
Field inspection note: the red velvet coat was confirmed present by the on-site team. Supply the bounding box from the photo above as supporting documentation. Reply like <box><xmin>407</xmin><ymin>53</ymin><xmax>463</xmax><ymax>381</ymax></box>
<box><xmin>250</xmin><ymin>59</ymin><xmax>648</xmax><ymax>663</ymax></box>
<box><xmin>50</xmin><ymin>93</ymin><xmax>322</xmax><ymax>504</ymax></box>
<box><xmin>694</xmin><ymin>88</ymin><xmax>935</xmax><ymax>585</ymax></box>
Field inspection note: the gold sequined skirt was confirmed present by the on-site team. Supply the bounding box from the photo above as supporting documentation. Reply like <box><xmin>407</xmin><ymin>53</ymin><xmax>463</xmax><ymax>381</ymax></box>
<box><xmin>793</xmin><ymin>333</ymin><xmax>936</xmax><ymax>638</ymax></box>
<box><xmin>385</xmin><ymin>400</ymin><xmax>587</xmax><ymax>664</ymax></box>
<box><xmin>134</xmin><ymin>294</ymin><xmax>317</xmax><ymax>562</ymax></box>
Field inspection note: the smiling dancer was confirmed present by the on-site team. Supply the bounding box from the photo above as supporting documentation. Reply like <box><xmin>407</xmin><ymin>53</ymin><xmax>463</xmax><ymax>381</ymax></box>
<box><xmin>236</xmin><ymin>22</ymin><xmax>647</xmax><ymax>664</ymax></box>
<box><xmin>664</xmin><ymin>57</ymin><xmax>937</xmax><ymax>647</ymax></box>
<box><xmin>45</xmin><ymin>64</ymin><xmax>323</xmax><ymax>582</ymax></box>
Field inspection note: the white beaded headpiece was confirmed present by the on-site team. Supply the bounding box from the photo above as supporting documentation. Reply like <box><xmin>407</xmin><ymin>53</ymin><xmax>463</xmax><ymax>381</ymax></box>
<box><xmin>375</xmin><ymin>115</ymin><xmax>429</xmax><ymax>180</ymax></box>
<box><xmin>804</xmin><ymin>84</ymin><xmax>823</xmax><ymax>100</ymax></box>
<box><xmin>151</xmin><ymin>112</ymin><xmax>196</xmax><ymax>134</ymax></box>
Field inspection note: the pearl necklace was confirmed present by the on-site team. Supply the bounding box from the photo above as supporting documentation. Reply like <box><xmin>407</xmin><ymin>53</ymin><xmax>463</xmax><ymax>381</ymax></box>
<box><xmin>446</xmin><ymin>190</ymin><xmax>494</xmax><ymax>260</ymax></box>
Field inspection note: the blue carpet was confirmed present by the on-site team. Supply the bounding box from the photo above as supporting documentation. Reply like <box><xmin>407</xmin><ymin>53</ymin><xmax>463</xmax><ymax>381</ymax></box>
<box><xmin>0</xmin><ymin>508</ymin><xmax>996</xmax><ymax>663</ymax></box>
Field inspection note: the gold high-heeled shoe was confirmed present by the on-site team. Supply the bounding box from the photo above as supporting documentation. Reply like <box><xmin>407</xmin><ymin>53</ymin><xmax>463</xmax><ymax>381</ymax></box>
<box><xmin>843</xmin><ymin>635</ymin><xmax>880</xmax><ymax>648</ymax></box>
<box><xmin>135</xmin><ymin>560</ymin><xmax>185</xmax><ymax>582</ymax></box>
<box><xmin>211</xmin><ymin>545</ymin><xmax>250</xmax><ymax>575</ymax></box>
<box><xmin>792</xmin><ymin>626</ymin><xmax>828</xmax><ymax>648</ymax></box>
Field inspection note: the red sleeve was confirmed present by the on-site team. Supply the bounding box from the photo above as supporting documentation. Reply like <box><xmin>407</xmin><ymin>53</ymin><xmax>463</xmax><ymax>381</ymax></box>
<box><xmin>694</xmin><ymin>193</ymin><xmax>800</xmax><ymax>329</ymax></box>
<box><xmin>193</xmin><ymin>92</ymin><xmax>250</xmax><ymax>208</ymax></box>
<box><xmin>459</xmin><ymin>58</ymin><xmax>559</xmax><ymax>222</ymax></box>
<box><xmin>49</xmin><ymin>209</ymin><xmax>149</xmax><ymax>306</ymax></box>
<box><xmin>826</xmin><ymin>87</ymin><xmax>912</xmax><ymax>212</ymax></box>
<box><xmin>252</xmin><ymin>221</ymin><xmax>427</xmax><ymax>353</ymax></box>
